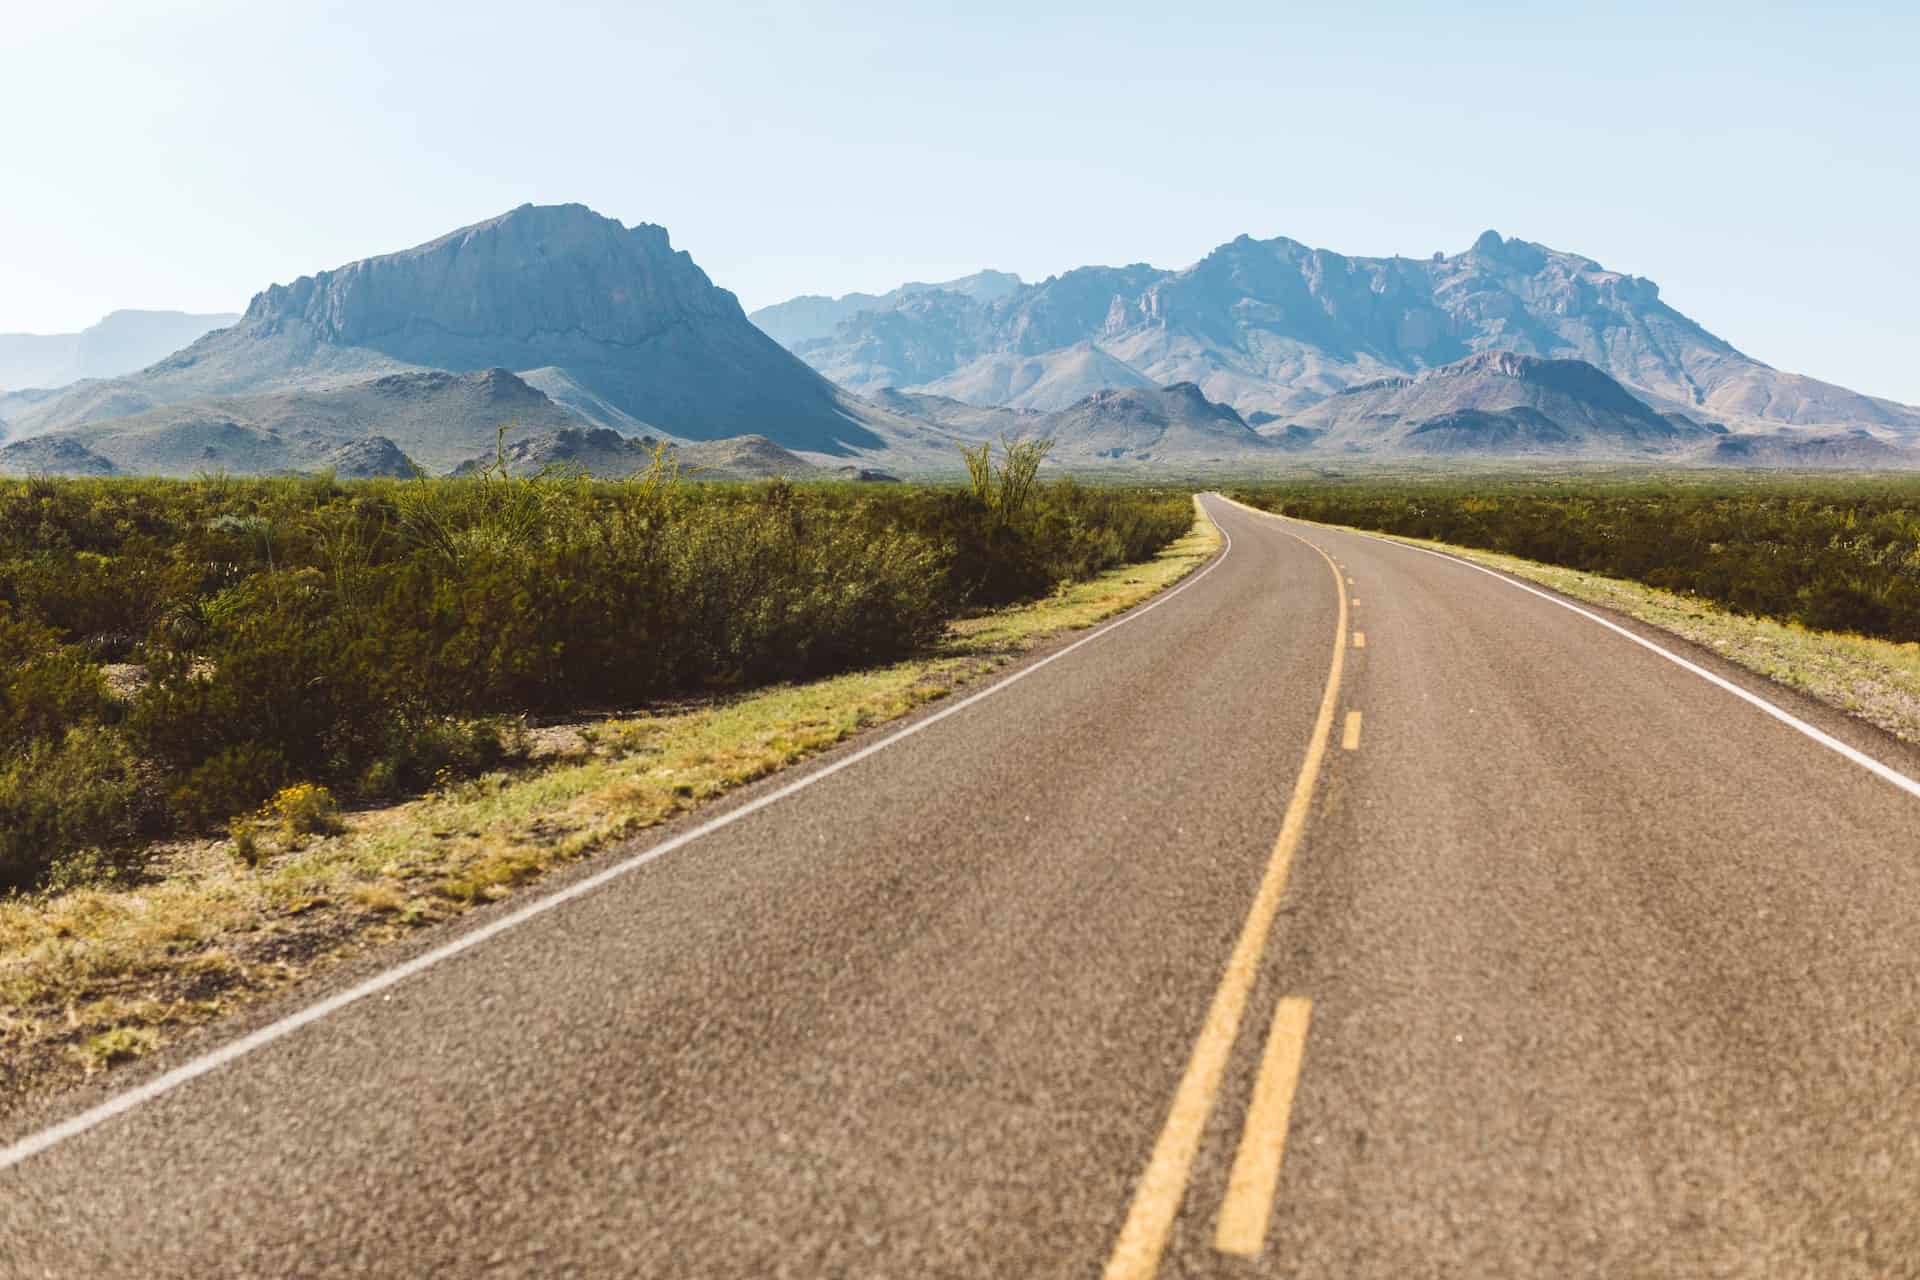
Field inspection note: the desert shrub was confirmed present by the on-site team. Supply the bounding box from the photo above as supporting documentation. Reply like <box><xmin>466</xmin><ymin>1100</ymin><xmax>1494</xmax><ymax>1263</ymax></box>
<box><xmin>0</xmin><ymin>606</ymin><xmax>109</xmax><ymax>750</ymax></box>
<box><xmin>264</xmin><ymin>783</ymin><xmax>343</xmax><ymax>844</ymax></box>
<box><xmin>359</xmin><ymin>714</ymin><xmax>528</xmax><ymax>797</ymax></box>
<box><xmin>161</xmin><ymin>742</ymin><xmax>290</xmax><ymax>832</ymax></box>
<box><xmin>659</xmin><ymin>485</ymin><xmax>951</xmax><ymax>685</ymax></box>
<box><xmin>0</xmin><ymin>725</ymin><xmax>159</xmax><ymax>892</ymax></box>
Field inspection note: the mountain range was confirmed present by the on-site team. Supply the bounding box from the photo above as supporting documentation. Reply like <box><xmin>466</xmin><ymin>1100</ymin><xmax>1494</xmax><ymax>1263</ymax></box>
<box><xmin>4</xmin><ymin>205</ymin><xmax>1916</xmax><ymax>477</ymax></box>
<box><xmin>752</xmin><ymin>230</ymin><xmax>1920</xmax><ymax>437</ymax></box>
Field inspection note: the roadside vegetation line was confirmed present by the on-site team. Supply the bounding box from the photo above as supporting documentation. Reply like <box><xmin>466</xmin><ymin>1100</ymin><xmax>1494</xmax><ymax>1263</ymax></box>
<box><xmin>1103</xmin><ymin>501</ymin><xmax>1345</xmax><ymax>1280</ymax></box>
<box><xmin>1214</xmin><ymin>996</ymin><xmax>1314</xmax><ymax>1256</ymax></box>
<box><xmin>0</xmin><ymin>507</ymin><xmax>1230</xmax><ymax>1172</ymax></box>
<box><xmin>1218</xmin><ymin>496</ymin><xmax>1920</xmax><ymax>804</ymax></box>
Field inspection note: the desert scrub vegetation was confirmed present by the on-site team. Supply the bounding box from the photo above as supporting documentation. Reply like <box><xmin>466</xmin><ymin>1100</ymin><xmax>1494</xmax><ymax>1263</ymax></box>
<box><xmin>0</xmin><ymin>455</ymin><xmax>1192</xmax><ymax>892</ymax></box>
<box><xmin>1227</xmin><ymin>472</ymin><xmax>1920</xmax><ymax>641</ymax></box>
<box><xmin>0</xmin><ymin>500</ymin><xmax>1218</xmax><ymax>1105</ymax></box>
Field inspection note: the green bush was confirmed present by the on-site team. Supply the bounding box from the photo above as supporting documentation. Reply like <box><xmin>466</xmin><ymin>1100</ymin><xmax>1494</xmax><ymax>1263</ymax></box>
<box><xmin>0</xmin><ymin>607</ymin><xmax>109</xmax><ymax>751</ymax></box>
<box><xmin>0</xmin><ymin>466</ymin><xmax>1195</xmax><ymax>890</ymax></box>
<box><xmin>166</xmin><ymin>743</ymin><xmax>289</xmax><ymax>832</ymax></box>
<box><xmin>0</xmin><ymin>725</ymin><xmax>158</xmax><ymax>892</ymax></box>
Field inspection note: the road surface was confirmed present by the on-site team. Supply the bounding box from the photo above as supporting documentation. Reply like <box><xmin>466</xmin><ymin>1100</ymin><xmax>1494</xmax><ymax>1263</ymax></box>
<box><xmin>6</xmin><ymin>494</ymin><xmax>1920</xmax><ymax>1277</ymax></box>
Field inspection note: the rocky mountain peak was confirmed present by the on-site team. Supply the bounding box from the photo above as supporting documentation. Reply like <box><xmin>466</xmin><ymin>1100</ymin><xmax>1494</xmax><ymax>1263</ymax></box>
<box><xmin>239</xmin><ymin>203</ymin><xmax>737</xmax><ymax>360</ymax></box>
<box><xmin>17</xmin><ymin>203</ymin><xmax>910</xmax><ymax>456</ymax></box>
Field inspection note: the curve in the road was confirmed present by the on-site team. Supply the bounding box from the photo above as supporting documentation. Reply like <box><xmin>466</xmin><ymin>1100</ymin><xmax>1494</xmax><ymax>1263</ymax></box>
<box><xmin>1218</xmin><ymin>494</ymin><xmax>1920</xmax><ymax>803</ymax></box>
<box><xmin>1104</xmin><ymin>517</ymin><xmax>1346</xmax><ymax>1278</ymax></box>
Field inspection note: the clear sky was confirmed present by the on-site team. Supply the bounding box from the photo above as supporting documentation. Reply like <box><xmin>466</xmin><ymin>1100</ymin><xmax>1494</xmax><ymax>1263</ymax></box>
<box><xmin>4</xmin><ymin>0</ymin><xmax>1916</xmax><ymax>401</ymax></box>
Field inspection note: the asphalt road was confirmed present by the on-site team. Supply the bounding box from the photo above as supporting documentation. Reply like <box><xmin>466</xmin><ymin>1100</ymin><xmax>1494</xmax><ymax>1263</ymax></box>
<box><xmin>7</xmin><ymin>494</ymin><xmax>1920</xmax><ymax>1277</ymax></box>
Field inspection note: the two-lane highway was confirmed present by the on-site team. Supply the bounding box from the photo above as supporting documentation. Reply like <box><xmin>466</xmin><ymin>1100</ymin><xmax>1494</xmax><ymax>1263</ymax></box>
<box><xmin>5</xmin><ymin>494</ymin><xmax>1920</xmax><ymax>1277</ymax></box>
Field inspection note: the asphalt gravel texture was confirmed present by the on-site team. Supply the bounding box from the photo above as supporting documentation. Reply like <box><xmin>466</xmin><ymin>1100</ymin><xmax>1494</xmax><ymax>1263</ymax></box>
<box><xmin>6</xmin><ymin>495</ymin><xmax>1920</xmax><ymax>1278</ymax></box>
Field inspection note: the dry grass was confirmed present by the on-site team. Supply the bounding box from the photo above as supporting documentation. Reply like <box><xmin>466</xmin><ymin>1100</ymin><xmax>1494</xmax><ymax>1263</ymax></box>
<box><xmin>0</xmin><ymin>502</ymin><xmax>1221</xmax><ymax>1112</ymax></box>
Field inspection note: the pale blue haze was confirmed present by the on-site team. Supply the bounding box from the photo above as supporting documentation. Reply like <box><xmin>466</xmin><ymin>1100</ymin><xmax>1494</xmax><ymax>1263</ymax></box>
<box><xmin>3</xmin><ymin>0</ymin><xmax>1916</xmax><ymax>401</ymax></box>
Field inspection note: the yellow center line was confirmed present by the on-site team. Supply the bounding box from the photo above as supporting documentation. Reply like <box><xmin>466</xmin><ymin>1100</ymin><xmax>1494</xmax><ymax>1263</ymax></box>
<box><xmin>1102</xmin><ymin>507</ymin><xmax>1348</xmax><ymax>1280</ymax></box>
<box><xmin>1353</xmin><ymin>631</ymin><xmax>1366</xmax><ymax>649</ymax></box>
<box><xmin>1215</xmin><ymin>996</ymin><xmax>1315</xmax><ymax>1256</ymax></box>
<box><xmin>1342</xmin><ymin>710</ymin><xmax>1362</xmax><ymax>751</ymax></box>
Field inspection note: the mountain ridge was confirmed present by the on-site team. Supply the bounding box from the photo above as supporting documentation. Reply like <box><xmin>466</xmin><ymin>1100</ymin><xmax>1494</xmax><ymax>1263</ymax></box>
<box><xmin>760</xmin><ymin>231</ymin><xmax>1920</xmax><ymax>435</ymax></box>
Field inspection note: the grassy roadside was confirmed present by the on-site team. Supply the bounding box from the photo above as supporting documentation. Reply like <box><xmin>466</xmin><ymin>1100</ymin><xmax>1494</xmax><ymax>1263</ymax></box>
<box><xmin>0</xmin><ymin>501</ymin><xmax>1221</xmax><ymax>1115</ymax></box>
<box><xmin>1218</xmin><ymin>491</ymin><xmax>1920</xmax><ymax>749</ymax></box>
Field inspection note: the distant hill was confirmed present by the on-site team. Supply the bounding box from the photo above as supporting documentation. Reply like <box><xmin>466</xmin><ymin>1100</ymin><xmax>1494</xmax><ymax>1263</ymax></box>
<box><xmin>863</xmin><ymin>383</ymin><xmax>1287</xmax><ymax>464</ymax></box>
<box><xmin>310</xmin><ymin>436</ymin><xmax>419</xmax><ymax>478</ymax></box>
<box><xmin>0</xmin><ymin>435</ymin><xmax>120</xmax><ymax>476</ymax></box>
<box><xmin>1028</xmin><ymin>383</ymin><xmax>1285</xmax><ymax>463</ymax></box>
<box><xmin>0</xmin><ymin>427</ymin><xmax>419</xmax><ymax>479</ymax></box>
<box><xmin>10</xmin><ymin>205</ymin><xmax>948</xmax><ymax>461</ymax></box>
<box><xmin>1290</xmin><ymin>351</ymin><xmax>1711</xmax><ymax>455</ymax></box>
<box><xmin>0</xmin><ymin>310</ymin><xmax>239</xmax><ymax>393</ymax></box>
<box><xmin>9</xmin><ymin>369</ymin><xmax>580</xmax><ymax>476</ymax></box>
<box><xmin>1695</xmin><ymin>430</ymin><xmax>1918</xmax><ymax>470</ymax></box>
<box><xmin>449</xmin><ymin>426</ymin><xmax>818</xmax><ymax>481</ymax></box>
<box><xmin>863</xmin><ymin>389</ymin><xmax>1042</xmax><ymax>437</ymax></box>
<box><xmin>766</xmin><ymin>230</ymin><xmax>1920</xmax><ymax>435</ymax></box>
<box><xmin>913</xmin><ymin>342</ymin><xmax>1156</xmax><ymax>411</ymax></box>
<box><xmin>749</xmin><ymin>271</ymin><xmax>1022</xmax><ymax>347</ymax></box>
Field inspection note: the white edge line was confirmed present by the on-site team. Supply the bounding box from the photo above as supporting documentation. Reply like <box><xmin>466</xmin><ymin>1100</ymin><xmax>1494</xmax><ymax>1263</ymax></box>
<box><xmin>1224</xmin><ymin>495</ymin><xmax>1920</xmax><ymax>804</ymax></box>
<box><xmin>1</xmin><ymin>515</ymin><xmax>1235</xmax><ymax>1173</ymax></box>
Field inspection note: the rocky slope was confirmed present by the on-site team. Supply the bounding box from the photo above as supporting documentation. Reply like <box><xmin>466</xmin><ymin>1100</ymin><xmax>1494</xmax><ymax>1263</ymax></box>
<box><xmin>1291</xmin><ymin>351</ymin><xmax>1713</xmax><ymax>456</ymax></box>
<box><xmin>768</xmin><ymin>231</ymin><xmax>1920</xmax><ymax>434</ymax></box>
<box><xmin>11</xmin><ymin>205</ymin><xmax>936</xmax><ymax>460</ymax></box>
<box><xmin>0</xmin><ymin>310</ymin><xmax>239</xmax><ymax>393</ymax></box>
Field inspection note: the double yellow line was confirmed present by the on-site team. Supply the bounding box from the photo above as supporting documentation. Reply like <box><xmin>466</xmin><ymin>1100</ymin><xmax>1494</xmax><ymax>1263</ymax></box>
<box><xmin>1103</xmin><ymin>506</ymin><xmax>1349</xmax><ymax>1278</ymax></box>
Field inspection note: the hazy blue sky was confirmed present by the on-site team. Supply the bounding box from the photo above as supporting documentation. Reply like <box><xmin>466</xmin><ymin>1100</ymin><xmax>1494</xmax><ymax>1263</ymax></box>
<box><xmin>4</xmin><ymin>1</ymin><xmax>1916</xmax><ymax>400</ymax></box>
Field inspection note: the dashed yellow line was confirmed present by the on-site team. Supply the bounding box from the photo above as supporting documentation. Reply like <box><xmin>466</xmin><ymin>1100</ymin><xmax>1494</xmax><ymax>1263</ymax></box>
<box><xmin>1342</xmin><ymin>711</ymin><xmax>1363</xmax><ymax>751</ymax></box>
<box><xmin>1353</xmin><ymin>631</ymin><xmax>1366</xmax><ymax>649</ymax></box>
<box><xmin>1215</xmin><ymin>996</ymin><xmax>1315</xmax><ymax>1256</ymax></box>
<box><xmin>1103</xmin><ymin>514</ymin><xmax>1347</xmax><ymax>1280</ymax></box>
